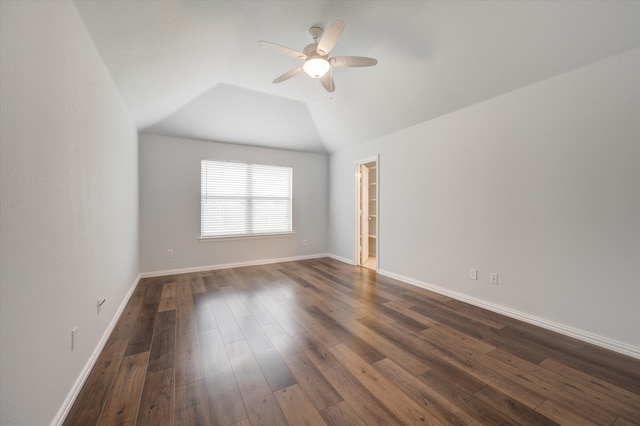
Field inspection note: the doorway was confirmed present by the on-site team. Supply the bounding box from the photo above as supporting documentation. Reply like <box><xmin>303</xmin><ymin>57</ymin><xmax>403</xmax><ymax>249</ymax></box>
<box><xmin>355</xmin><ymin>156</ymin><xmax>378</xmax><ymax>271</ymax></box>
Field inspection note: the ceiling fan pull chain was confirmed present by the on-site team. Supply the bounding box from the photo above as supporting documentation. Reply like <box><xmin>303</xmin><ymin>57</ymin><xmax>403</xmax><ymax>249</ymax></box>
<box><xmin>329</xmin><ymin>67</ymin><xmax>334</xmax><ymax>100</ymax></box>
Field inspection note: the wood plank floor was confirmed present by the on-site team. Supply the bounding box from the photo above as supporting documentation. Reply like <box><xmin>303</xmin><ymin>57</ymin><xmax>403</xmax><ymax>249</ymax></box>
<box><xmin>64</xmin><ymin>258</ymin><xmax>640</xmax><ymax>425</ymax></box>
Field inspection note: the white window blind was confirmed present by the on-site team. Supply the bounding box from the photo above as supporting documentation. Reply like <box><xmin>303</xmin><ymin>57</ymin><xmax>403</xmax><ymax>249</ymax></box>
<box><xmin>201</xmin><ymin>160</ymin><xmax>293</xmax><ymax>238</ymax></box>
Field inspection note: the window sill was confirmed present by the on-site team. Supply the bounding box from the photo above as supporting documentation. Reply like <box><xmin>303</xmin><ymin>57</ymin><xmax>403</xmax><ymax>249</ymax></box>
<box><xmin>199</xmin><ymin>232</ymin><xmax>295</xmax><ymax>242</ymax></box>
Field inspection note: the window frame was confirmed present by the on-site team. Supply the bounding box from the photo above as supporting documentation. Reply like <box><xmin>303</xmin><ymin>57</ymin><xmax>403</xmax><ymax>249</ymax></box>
<box><xmin>199</xmin><ymin>159</ymin><xmax>294</xmax><ymax>240</ymax></box>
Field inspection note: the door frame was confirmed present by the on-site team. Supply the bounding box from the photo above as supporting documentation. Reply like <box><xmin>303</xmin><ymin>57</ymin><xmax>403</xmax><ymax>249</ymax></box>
<box><xmin>354</xmin><ymin>155</ymin><xmax>379</xmax><ymax>271</ymax></box>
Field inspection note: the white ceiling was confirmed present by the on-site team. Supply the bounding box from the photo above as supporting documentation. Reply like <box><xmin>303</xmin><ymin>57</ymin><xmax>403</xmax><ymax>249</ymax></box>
<box><xmin>74</xmin><ymin>0</ymin><xmax>640</xmax><ymax>153</ymax></box>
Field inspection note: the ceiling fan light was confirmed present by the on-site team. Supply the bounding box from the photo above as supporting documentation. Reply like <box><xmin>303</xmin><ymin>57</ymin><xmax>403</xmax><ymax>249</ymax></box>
<box><xmin>303</xmin><ymin>57</ymin><xmax>330</xmax><ymax>78</ymax></box>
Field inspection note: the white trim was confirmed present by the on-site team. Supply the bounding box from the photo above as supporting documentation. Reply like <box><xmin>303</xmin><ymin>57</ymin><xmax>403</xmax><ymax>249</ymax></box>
<box><xmin>354</xmin><ymin>162</ymin><xmax>361</xmax><ymax>267</ymax></box>
<box><xmin>353</xmin><ymin>155</ymin><xmax>379</xmax><ymax>165</ymax></box>
<box><xmin>140</xmin><ymin>253</ymin><xmax>329</xmax><ymax>278</ymax></box>
<box><xmin>354</xmin><ymin>155</ymin><xmax>380</xmax><ymax>271</ymax></box>
<box><xmin>199</xmin><ymin>232</ymin><xmax>294</xmax><ymax>242</ymax></box>
<box><xmin>327</xmin><ymin>253</ymin><xmax>356</xmax><ymax>265</ymax></box>
<box><xmin>53</xmin><ymin>274</ymin><xmax>141</xmax><ymax>426</ymax></box>
<box><xmin>378</xmin><ymin>269</ymin><xmax>640</xmax><ymax>360</ymax></box>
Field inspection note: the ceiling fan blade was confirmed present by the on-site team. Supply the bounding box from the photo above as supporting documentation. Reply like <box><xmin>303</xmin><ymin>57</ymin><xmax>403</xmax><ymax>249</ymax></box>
<box><xmin>258</xmin><ymin>41</ymin><xmax>306</xmax><ymax>59</ymax></box>
<box><xmin>320</xmin><ymin>72</ymin><xmax>335</xmax><ymax>92</ymax></box>
<box><xmin>330</xmin><ymin>56</ymin><xmax>378</xmax><ymax>67</ymax></box>
<box><xmin>273</xmin><ymin>66</ymin><xmax>304</xmax><ymax>84</ymax></box>
<box><xmin>316</xmin><ymin>19</ymin><xmax>345</xmax><ymax>56</ymax></box>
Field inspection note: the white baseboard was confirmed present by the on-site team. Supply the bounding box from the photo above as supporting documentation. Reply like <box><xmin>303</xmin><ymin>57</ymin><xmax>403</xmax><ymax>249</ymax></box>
<box><xmin>378</xmin><ymin>269</ymin><xmax>640</xmax><ymax>360</ymax></box>
<box><xmin>140</xmin><ymin>253</ymin><xmax>330</xmax><ymax>278</ymax></box>
<box><xmin>326</xmin><ymin>253</ymin><xmax>355</xmax><ymax>265</ymax></box>
<box><xmin>52</xmin><ymin>274</ymin><xmax>141</xmax><ymax>426</ymax></box>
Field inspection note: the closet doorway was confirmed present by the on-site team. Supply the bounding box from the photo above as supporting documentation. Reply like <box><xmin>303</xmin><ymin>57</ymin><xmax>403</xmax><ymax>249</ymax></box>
<box><xmin>355</xmin><ymin>156</ymin><xmax>378</xmax><ymax>271</ymax></box>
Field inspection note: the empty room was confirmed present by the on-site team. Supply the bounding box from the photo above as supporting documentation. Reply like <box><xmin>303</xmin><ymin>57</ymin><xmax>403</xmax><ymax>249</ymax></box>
<box><xmin>1</xmin><ymin>1</ymin><xmax>639</xmax><ymax>425</ymax></box>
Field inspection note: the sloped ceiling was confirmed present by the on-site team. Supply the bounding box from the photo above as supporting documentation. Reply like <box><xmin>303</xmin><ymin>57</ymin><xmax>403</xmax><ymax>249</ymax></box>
<box><xmin>74</xmin><ymin>0</ymin><xmax>640</xmax><ymax>153</ymax></box>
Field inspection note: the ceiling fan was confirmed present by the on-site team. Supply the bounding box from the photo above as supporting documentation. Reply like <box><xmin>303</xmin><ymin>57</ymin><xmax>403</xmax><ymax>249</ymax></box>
<box><xmin>258</xmin><ymin>19</ymin><xmax>377</xmax><ymax>92</ymax></box>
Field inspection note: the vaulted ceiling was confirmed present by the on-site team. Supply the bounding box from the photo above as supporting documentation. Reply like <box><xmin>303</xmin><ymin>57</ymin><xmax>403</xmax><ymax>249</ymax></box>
<box><xmin>75</xmin><ymin>1</ymin><xmax>640</xmax><ymax>153</ymax></box>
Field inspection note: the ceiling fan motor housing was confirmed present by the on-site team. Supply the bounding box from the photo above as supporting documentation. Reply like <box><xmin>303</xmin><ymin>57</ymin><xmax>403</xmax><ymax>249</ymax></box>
<box><xmin>303</xmin><ymin>43</ymin><xmax>320</xmax><ymax>56</ymax></box>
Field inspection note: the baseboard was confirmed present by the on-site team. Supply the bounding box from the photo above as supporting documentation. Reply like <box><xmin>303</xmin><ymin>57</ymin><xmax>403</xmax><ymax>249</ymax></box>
<box><xmin>326</xmin><ymin>253</ymin><xmax>355</xmax><ymax>265</ymax></box>
<box><xmin>378</xmin><ymin>269</ymin><xmax>640</xmax><ymax>360</ymax></box>
<box><xmin>52</xmin><ymin>274</ymin><xmax>141</xmax><ymax>426</ymax></box>
<box><xmin>139</xmin><ymin>253</ymin><xmax>330</xmax><ymax>278</ymax></box>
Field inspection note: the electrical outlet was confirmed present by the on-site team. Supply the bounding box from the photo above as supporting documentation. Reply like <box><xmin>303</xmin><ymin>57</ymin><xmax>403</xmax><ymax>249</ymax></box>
<box><xmin>490</xmin><ymin>273</ymin><xmax>499</xmax><ymax>285</ymax></box>
<box><xmin>302</xmin><ymin>240</ymin><xmax>308</xmax><ymax>247</ymax></box>
<box><xmin>469</xmin><ymin>269</ymin><xmax>478</xmax><ymax>280</ymax></box>
<box><xmin>71</xmin><ymin>327</ymin><xmax>78</xmax><ymax>350</ymax></box>
<box><xmin>167</xmin><ymin>249</ymin><xmax>173</xmax><ymax>258</ymax></box>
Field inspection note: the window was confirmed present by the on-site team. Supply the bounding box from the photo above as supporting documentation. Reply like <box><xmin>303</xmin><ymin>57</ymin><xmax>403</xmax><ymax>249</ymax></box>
<box><xmin>201</xmin><ymin>160</ymin><xmax>293</xmax><ymax>238</ymax></box>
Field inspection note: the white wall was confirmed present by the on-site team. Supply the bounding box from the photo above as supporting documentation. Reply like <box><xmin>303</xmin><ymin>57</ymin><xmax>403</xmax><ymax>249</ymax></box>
<box><xmin>0</xmin><ymin>2</ymin><xmax>139</xmax><ymax>424</ymax></box>
<box><xmin>329</xmin><ymin>48</ymin><xmax>640</xmax><ymax>355</ymax></box>
<box><xmin>139</xmin><ymin>134</ymin><xmax>328</xmax><ymax>273</ymax></box>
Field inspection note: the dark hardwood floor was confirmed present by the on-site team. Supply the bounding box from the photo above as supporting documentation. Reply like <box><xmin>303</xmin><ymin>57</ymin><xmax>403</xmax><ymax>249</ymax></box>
<box><xmin>64</xmin><ymin>258</ymin><xmax>640</xmax><ymax>425</ymax></box>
